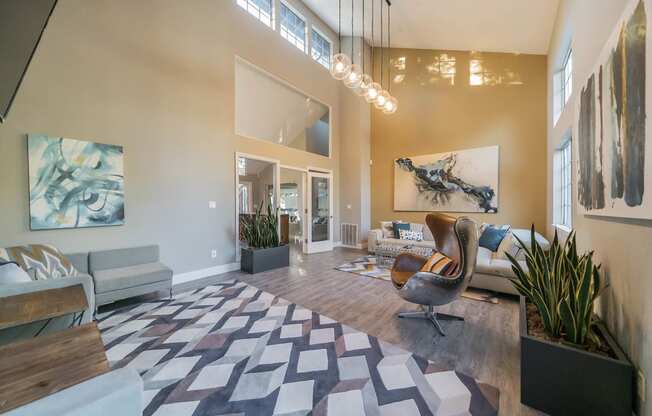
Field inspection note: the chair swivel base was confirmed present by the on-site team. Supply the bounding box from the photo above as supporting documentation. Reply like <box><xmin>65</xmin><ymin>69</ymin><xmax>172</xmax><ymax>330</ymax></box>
<box><xmin>398</xmin><ymin>305</ymin><xmax>464</xmax><ymax>336</ymax></box>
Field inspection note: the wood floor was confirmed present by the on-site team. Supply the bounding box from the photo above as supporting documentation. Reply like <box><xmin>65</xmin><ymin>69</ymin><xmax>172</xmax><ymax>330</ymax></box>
<box><xmin>111</xmin><ymin>247</ymin><xmax>545</xmax><ymax>416</ymax></box>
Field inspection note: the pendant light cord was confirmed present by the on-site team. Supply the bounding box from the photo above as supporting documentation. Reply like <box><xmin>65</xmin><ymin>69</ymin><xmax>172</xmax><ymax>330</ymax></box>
<box><xmin>387</xmin><ymin>1</ymin><xmax>391</xmax><ymax>92</ymax></box>
<box><xmin>362</xmin><ymin>0</ymin><xmax>365</xmax><ymax>73</ymax></box>
<box><xmin>380</xmin><ymin>0</ymin><xmax>383</xmax><ymax>88</ymax></box>
<box><xmin>338</xmin><ymin>0</ymin><xmax>341</xmax><ymax>54</ymax></box>
<box><xmin>351</xmin><ymin>0</ymin><xmax>355</xmax><ymax>63</ymax></box>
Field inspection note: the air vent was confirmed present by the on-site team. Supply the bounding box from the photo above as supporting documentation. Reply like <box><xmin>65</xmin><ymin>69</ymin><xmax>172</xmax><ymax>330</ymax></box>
<box><xmin>341</xmin><ymin>223</ymin><xmax>359</xmax><ymax>248</ymax></box>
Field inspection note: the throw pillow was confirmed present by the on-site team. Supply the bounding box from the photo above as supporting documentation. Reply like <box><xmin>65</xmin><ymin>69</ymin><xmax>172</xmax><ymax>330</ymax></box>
<box><xmin>399</xmin><ymin>229</ymin><xmax>424</xmax><ymax>241</ymax></box>
<box><xmin>1</xmin><ymin>245</ymin><xmax>79</xmax><ymax>280</ymax></box>
<box><xmin>479</xmin><ymin>225</ymin><xmax>511</xmax><ymax>252</ymax></box>
<box><xmin>0</xmin><ymin>262</ymin><xmax>32</xmax><ymax>284</ymax></box>
<box><xmin>420</xmin><ymin>251</ymin><xmax>458</xmax><ymax>276</ymax></box>
<box><xmin>379</xmin><ymin>221</ymin><xmax>395</xmax><ymax>239</ymax></box>
<box><xmin>496</xmin><ymin>231</ymin><xmax>521</xmax><ymax>260</ymax></box>
<box><xmin>392</xmin><ymin>221</ymin><xmax>410</xmax><ymax>239</ymax></box>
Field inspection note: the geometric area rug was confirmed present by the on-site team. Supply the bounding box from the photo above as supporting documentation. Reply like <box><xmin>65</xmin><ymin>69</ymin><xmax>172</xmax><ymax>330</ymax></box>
<box><xmin>98</xmin><ymin>280</ymin><xmax>499</xmax><ymax>416</ymax></box>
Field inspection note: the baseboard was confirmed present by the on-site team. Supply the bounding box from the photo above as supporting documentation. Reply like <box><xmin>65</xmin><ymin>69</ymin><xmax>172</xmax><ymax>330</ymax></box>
<box><xmin>335</xmin><ymin>241</ymin><xmax>368</xmax><ymax>250</ymax></box>
<box><xmin>173</xmin><ymin>262</ymin><xmax>240</xmax><ymax>286</ymax></box>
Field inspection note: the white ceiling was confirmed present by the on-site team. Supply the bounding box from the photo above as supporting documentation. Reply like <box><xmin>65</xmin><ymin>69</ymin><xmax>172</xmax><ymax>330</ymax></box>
<box><xmin>302</xmin><ymin>0</ymin><xmax>560</xmax><ymax>55</ymax></box>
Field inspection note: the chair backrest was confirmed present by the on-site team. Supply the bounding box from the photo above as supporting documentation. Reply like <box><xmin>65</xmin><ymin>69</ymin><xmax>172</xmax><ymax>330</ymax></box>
<box><xmin>426</xmin><ymin>213</ymin><xmax>479</xmax><ymax>286</ymax></box>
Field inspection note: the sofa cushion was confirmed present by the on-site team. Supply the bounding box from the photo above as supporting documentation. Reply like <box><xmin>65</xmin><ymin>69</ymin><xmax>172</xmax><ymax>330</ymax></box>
<box><xmin>422</xmin><ymin>224</ymin><xmax>435</xmax><ymax>241</ymax></box>
<box><xmin>378</xmin><ymin>238</ymin><xmax>437</xmax><ymax>250</ymax></box>
<box><xmin>0</xmin><ymin>245</ymin><xmax>79</xmax><ymax>280</ymax></box>
<box><xmin>0</xmin><ymin>262</ymin><xmax>32</xmax><ymax>284</ymax></box>
<box><xmin>93</xmin><ymin>262</ymin><xmax>172</xmax><ymax>294</ymax></box>
<box><xmin>90</xmin><ymin>245</ymin><xmax>159</xmax><ymax>272</ymax></box>
<box><xmin>479</xmin><ymin>225</ymin><xmax>511</xmax><ymax>252</ymax></box>
<box><xmin>475</xmin><ymin>257</ymin><xmax>518</xmax><ymax>278</ymax></box>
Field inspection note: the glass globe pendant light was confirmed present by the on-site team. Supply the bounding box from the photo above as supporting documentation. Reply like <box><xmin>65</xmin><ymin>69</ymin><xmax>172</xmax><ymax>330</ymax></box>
<box><xmin>331</xmin><ymin>0</ymin><xmax>351</xmax><ymax>80</ymax></box>
<box><xmin>343</xmin><ymin>0</ymin><xmax>363</xmax><ymax>89</ymax></box>
<box><xmin>365</xmin><ymin>81</ymin><xmax>381</xmax><ymax>102</ymax></box>
<box><xmin>383</xmin><ymin>96</ymin><xmax>398</xmax><ymax>114</ymax></box>
<box><xmin>374</xmin><ymin>89</ymin><xmax>390</xmax><ymax>109</ymax></box>
<box><xmin>331</xmin><ymin>53</ymin><xmax>351</xmax><ymax>80</ymax></box>
<box><xmin>356</xmin><ymin>74</ymin><xmax>373</xmax><ymax>96</ymax></box>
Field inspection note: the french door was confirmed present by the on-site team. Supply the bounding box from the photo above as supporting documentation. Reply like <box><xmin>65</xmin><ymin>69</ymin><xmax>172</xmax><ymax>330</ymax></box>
<box><xmin>306</xmin><ymin>170</ymin><xmax>333</xmax><ymax>253</ymax></box>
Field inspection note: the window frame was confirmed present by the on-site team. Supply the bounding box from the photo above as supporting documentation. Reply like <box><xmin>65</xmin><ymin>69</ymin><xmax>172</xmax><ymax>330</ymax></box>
<box><xmin>310</xmin><ymin>27</ymin><xmax>332</xmax><ymax>70</ymax></box>
<box><xmin>279</xmin><ymin>1</ymin><xmax>308</xmax><ymax>53</ymax></box>
<box><xmin>553</xmin><ymin>137</ymin><xmax>573</xmax><ymax>231</ymax></box>
<box><xmin>553</xmin><ymin>46</ymin><xmax>573</xmax><ymax>125</ymax></box>
<box><xmin>237</xmin><ymin>0</ymin><xmax>274</xmax><ymax>29</ymax></box>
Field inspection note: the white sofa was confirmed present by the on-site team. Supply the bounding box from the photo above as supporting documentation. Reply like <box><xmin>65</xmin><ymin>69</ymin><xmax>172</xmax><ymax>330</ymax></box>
<box><xmin>368</xmin><ymin>222</ymin><xmax>550</xmax><ymax>295</ymax></box>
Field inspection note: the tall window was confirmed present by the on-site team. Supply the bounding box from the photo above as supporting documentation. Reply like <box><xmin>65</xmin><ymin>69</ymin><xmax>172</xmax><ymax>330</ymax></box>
<box><xmin>237</xmin><ymin>0</ymin><xmax>273</xmax><ymax>28</ymax></box>
<box><xmin>311</xmin><ymin>29</ymin><xmax>331</xmax><ymax>69</ymax></box>
<box><xmin>554</xmin><ymin>48</ymin><xmax>573</xmax><ymax>124</ymax></box>
<box><xmin>280</xmin><ymin>2</ymin><xmax>306</xmax><ymax>52</ymax></box>
<box><xmin>554</xmin><ymin>138</ymin><xmax>573</xmax><ymax>230</ymax></box>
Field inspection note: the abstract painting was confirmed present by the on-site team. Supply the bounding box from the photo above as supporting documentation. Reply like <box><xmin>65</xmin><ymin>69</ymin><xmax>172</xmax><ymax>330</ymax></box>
<box><xmin>576</xmin><ymin>0</ymin><xmax>651</xmax><ymax>219</ymax></box>
<box><xmin>394</xmin><ymin>145</ymin><xmax>499</xmax><ymax>213</ymax></box>
<box><xmin>28</xmin><ymin>134</ymin><xmax>125</xmax><ymax>230</ymax></box>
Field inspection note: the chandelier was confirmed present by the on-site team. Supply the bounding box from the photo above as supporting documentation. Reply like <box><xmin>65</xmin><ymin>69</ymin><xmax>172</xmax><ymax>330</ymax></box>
<box><xmin>331</xmin><ymin>0</ymin><xmax>398</xmax><ymax>114</ymax></box>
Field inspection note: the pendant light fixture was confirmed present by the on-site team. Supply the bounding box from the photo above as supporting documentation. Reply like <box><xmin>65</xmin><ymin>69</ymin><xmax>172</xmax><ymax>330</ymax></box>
<box><xmin>331</xmin><ymin>0</ymin><xmax>352</xmax><ymax>80</ymax></box>
<box><xmin>364</xmin><ymin>0</ymin><xmax>381</xmax><ymax>103</ymax></box>
<box><xmin>382</xmin><ymin>0</ymin><xmax>398</xmax><ymax>114</ymax></box>
<box><xmin>374</xmin><ymin>0</ymin><xmax>390</xmax><ymax>110</ymax></box>
<box><xmin>344</xmin><ymin>0</ymin><xmax>363</xmax><ymax>88</ymax></box>
<box><xmin>356</xmin><ymin>0</ymin><xmax>373</xmax><ymax>96</ymax></box>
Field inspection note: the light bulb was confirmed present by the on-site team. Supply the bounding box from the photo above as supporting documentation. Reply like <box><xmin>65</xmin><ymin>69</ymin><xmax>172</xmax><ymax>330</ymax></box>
<box><xmin>330</xmin><ymin>53</ymin><xmax>351</xmax><ymax>80</ymax></box>
<box><xmin>365</xmin><ymin>82</ymin><xmax>381</xmax><ymax>103</ymax></box>
<box><xmin>355</xmin><ymin>74</ymin><xmax>373</xmax><ymax>96</ymax></box>
<box><xmin>374</xmin><ymin>90</ymin><xmax>390</xmax><ymax>109</ymax></box>
<box><xmin>383</xmin><ymin>96</ymin><xmax>398</xmax><ymax>114</ymax></box>
<box><xmin>343</xmin><ymin>64</ymin><xmax>363</xmax><ymax>88</ymax></box>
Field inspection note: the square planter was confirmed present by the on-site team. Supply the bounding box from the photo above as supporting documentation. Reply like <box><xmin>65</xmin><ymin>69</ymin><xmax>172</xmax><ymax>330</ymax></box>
<box><xmin>241</xmin><ymin>245</ymin><xmax>289</xmax><ymax>274</ymax></box>
<box><xmin>519</xmin><ymin>296</ymin><xmax>634</xmax><ymax>416</ymax></box>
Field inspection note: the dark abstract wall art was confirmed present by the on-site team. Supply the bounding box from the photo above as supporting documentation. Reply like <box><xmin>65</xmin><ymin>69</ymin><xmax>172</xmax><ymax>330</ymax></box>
<box><xmin>576</xmin><ymin>0</ymin><xmax>651</xmax><ymax>219</ymax></box>
<box><xmin>28</xmin><ymin>135</ymin><xmax>125</xmax><ymax>230</ymax></box>
<box><xmin>394</xmin><ymin>146</ymin><xmax>499</xmax><ymax>213</ymax></box>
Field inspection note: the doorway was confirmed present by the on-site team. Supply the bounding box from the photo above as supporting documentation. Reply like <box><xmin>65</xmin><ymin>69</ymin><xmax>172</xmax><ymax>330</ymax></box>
<box><xmin>279</xmin><ymin>167</ymin><xmax>306</xmax><ymax>254</ymax></box>
<box><xmin>235</xmin><ymin>153</ymin><xmax>280</xmax><ymax>261</ymax></box>
<box><xmin>306</xmin><ymin>169</ymin><xmax>333</xmax><ymax>253</ymax></box>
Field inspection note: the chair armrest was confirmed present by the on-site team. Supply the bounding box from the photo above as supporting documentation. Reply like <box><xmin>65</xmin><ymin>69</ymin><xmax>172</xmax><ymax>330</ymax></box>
<box><xmin>367</xmin><ymin>229</ymin><xmax>383</xmax><ymax>253</ymax></box>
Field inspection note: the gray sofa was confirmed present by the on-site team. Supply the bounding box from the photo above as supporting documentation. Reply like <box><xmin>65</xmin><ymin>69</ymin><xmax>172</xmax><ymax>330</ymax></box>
<box><xmin>89</xmin><ymin>245</ymin><xmax>173</xmax><ymax>308</ymax></box>
<box><xmin>369</xmin><ymin>222</ymin><xmax>550</xmax><ymax>295</ymax></box>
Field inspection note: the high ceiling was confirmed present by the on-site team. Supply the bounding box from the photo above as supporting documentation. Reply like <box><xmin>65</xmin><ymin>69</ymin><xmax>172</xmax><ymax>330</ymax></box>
<box><xmin>303</xmin><ymin>0</ymin><xmax>560</xmax><ymax>55</ymax></box>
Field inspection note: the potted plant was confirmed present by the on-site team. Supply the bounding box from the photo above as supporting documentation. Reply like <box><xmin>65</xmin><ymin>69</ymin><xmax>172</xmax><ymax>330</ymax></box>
<box><xmin>241</xmin><ymin>203</ymin><xmax>289</xmax><ymax>274</ymax></box>
<box><xmin>506</xmin><ymin>228</ymin><xmax>634</xmax><ymax>416</ymax></box>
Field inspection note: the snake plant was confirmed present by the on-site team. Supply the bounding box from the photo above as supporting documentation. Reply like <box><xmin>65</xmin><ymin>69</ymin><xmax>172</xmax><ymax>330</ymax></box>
<box><xmin>242</xmin><ymin>203</ymin><xmax>280</xmax><ymax>249</ymax></box>
<box><xmin>506</xmin><ymin>227</ymin><xmax>604</xmax><ymax>347</ymax></box>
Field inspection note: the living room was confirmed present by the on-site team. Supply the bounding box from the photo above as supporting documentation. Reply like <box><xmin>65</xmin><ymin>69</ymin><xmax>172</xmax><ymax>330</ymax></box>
<box><xmin>0</xmin><ymin>0</ymin><xmax>650</xmax><ymax>415</ymax></box>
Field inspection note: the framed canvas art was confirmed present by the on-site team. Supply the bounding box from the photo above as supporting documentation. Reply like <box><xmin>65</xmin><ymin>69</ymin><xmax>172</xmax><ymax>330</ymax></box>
<box><xmin>575</xmin><ymin>0</ymin><xmax>651</xmax><ymax>219</ymax></box>
<box><xmin>28</xmin><ymin>134</ymin><xmax>125</xmax><ymax>230</ymax></box>
<box><xmin>394</xmin><ymin>145</ymin><xmax>499</xmax><ymax>213</ymax></box>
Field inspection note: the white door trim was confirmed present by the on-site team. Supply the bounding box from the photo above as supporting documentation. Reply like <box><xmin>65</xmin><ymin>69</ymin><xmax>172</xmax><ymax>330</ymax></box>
<box><xmin>306</xmin><ymin>170</ymin><xmax>334</xmax><ymax>253</ymax></box>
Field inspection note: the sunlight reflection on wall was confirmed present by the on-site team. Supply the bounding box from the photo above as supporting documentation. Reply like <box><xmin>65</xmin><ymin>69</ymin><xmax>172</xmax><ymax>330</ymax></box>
<box><xmin>382</xmin><ymin>50</ymin><xmax>526</xmax><ymax>88</ymax></box>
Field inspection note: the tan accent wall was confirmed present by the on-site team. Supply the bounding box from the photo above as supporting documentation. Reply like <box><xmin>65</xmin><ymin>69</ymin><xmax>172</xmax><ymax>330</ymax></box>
<box><xmin>371</xmin><ymin>48</ymin><xmax>548</xmax><ymax>230</ymax></box>
<box><xmin>0</xmin><ymin>0</ymin><xmax>345</xmax><ymax>274</ymax></box>
<box><xmin>548</xmin><ymin>0</ymin><xmax>652</xmax><ymax>412</ymax></box>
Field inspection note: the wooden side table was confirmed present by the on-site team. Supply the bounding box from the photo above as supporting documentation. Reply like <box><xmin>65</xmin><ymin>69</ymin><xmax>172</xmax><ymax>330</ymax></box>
<box><xmin>0</xmin><ymin>283</ymin><xmax>88</xmax><ymax>334</ymax></box>
<box><xmin>0</xmin><ymin>283</ymin><xmax>109</xmax><ymax>413</ymax></box>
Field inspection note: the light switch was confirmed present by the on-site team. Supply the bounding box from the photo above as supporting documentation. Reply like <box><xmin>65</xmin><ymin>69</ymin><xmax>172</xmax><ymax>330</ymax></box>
<box><xmin>346</xmin><ymin>204</ymin><xmax>352</xmax><ymax>209</ymax></box>
<box><xmin>209</xmin><ymin>201</ymin><xmax>217</xmax><ymax>209</ymax></box>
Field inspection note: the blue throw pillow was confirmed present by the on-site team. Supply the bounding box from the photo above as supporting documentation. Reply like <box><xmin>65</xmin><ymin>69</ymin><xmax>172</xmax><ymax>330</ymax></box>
<box><xmin>392</xmin><ymin>222</ymin><xmax>410</xmax><ymax>239</ymax></box>
<box><xmin>479</xmin><ymin>225</ymin><xmax>511</xmax><ymax>252</ymax></box>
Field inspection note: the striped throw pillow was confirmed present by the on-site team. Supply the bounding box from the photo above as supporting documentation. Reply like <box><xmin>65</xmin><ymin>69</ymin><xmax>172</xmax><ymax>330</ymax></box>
<box><xmin>420</xmin><ymin>251</ymin><xmax>458</xmax><ymax>276</ymax></box>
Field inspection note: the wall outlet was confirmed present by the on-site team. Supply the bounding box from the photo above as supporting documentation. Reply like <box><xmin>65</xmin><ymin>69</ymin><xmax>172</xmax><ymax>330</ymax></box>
<box><xmin>638</xmin><ymin>369</ymin><xmax>647</xmax><ymax>403</ymax></box>
<box><xmin>211</xmin><ymin>249</ymin><xmax>217</xmax><ymax>259</ymax></box>
<box><xmin>208</xmin><ymin>201</ymin><xmax>217</xmax><ymax>209</ymax></box>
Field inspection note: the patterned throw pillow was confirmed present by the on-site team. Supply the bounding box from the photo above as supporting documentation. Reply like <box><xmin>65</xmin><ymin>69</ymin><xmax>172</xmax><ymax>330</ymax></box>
<box><xmin>420</xmin><ymin>251</ymin><xmax>458</xmax><ymax>276</ymax></box>
<box><xmin>0</xmin><ymin>245</ymin><xmax>79</xmax><ymax>280</ymax></box>
<box><xmin>379</xmin><ymin>221</ymin><xmax>396</xmax><ymax>239</ymax></box>
<box><xmin>479</xmin><ymin>224</ymin><xmax>511</xmax><ymax>252</ymax></box>
<box><xmin>399</xmin><ymin>229</ymin><xmax>424</xmax><ymax>241</ymax></box>
<box><xmin>393</xmin><ymin>222</ymin><xmax>410</xmax><ymax>238</ymax></box>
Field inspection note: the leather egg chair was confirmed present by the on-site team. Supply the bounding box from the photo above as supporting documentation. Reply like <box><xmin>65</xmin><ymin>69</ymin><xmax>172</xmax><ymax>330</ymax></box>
<box><xmin>391</xmin><ymin>213</ymin><xmax>479</xmax><ymax>336</ymax></box>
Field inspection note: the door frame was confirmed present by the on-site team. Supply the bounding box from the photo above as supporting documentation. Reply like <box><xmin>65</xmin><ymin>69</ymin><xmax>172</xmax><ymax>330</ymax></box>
<box><xmin>234</xmin><ymin>152</ymin><xmax>281</xmax><ymax>262</ymax></box>
<box><xmin>306</xmin><ymin>167</ymin><xmax>334</xmax><ymax>254</ymax></box>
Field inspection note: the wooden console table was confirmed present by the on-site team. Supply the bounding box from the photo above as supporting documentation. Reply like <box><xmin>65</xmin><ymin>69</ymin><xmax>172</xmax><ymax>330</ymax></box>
<box><xmin>0</xmin><ymin>284</ymin><xmax>109</xmax><ymax>413</ymax></box>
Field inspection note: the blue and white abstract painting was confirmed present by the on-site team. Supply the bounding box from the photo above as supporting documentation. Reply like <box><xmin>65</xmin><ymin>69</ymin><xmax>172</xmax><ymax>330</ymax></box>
<box><xmin>28</xmin><ymin>134</ymin><xmax>125</xmax><ymax>230</ymax></box>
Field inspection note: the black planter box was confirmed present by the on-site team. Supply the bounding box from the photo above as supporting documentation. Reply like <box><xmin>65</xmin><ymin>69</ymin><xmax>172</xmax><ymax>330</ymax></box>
<box><xmin>519</xmin><ymin>297</ymin><xmax>634</xmax><ymax>416</ymax></box>
<box><xmin>241</xmin><ymin>245</ymin><xmax>289</xmax><ymax>274</ymax></box>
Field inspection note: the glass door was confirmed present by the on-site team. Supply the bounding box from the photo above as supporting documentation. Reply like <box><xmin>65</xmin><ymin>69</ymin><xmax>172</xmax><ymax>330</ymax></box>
<box><xmin>306</xmin><ymin>171</ymin><xmax>333</xmax><ymax>253</ymax></box>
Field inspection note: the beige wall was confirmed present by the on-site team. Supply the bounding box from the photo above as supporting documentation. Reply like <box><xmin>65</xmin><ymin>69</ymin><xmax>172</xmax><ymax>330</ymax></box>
<box><xmin>548</xmin><ymin>0</ymin><xmax>652</xmax><ymax>413</ymax></box>
<box><xmin>371</xmin><ymin>48</ymin><xmax>548</xmax><ymax>230</ymax></box>
<box><xmin>0</xmin><ymin>0</ymin><xmax>346</xmax><ymax>275</ymax></box>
